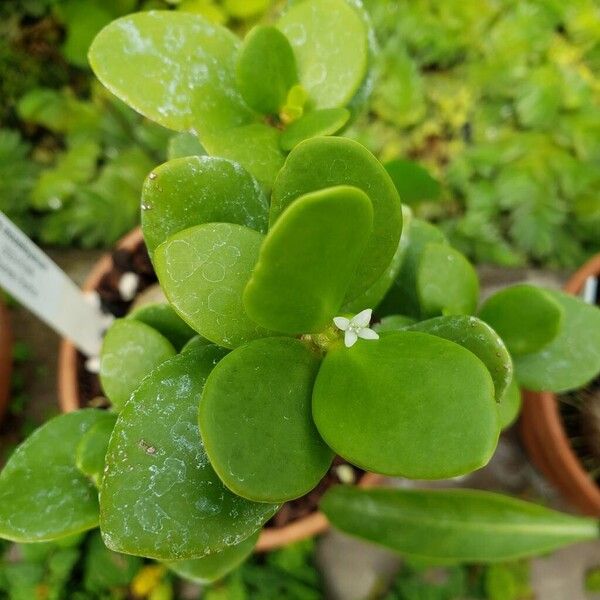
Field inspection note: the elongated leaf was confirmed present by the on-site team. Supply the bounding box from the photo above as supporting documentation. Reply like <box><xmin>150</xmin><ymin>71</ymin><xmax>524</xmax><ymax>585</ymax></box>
<box><xmin>100</xmin><ymin>347</ymin><xmax>278</xmax><ymax>560</ymax></box>
<box><xmin>271</xmin><ymin>137</ymin><xmax>402</xmax><ymax>301</ymax></box>
<box><xmin>89</xmin><ymin>12</ymin><xmax>251</xmax><ymax>134</ymax></box>
<box><xmin>0</xmin><ymin>410</ymin><xmax>106</xmax><ymax>542</ymax></box>
<box><xmin>141</xmin><ymin>156</ymin><xmax>268</xmax><ymax>257</ymax></box>
<box><xmin>76</xmin><ymin>412</ymin><xmax>118</xmax><ymax>487</ymax></box>
<box><xmin>406</xmin><ymin>316</ymin><xmax>513</xmax><ymax>401</ymax></box>
<box><xmin>154</xmin><ymin>223</ymin><xmax>274</xmax><ymax>348</ymax></box>
<box><xmin>244</xmin><ymin>186</ymin><xmax>373</xmax><ymax>334</ymax></box>
<box><xmin>237</xmin><ymin>25</ymin><xmax>298</xmax><ymax>115</ymax></box>
<box><xmin>280</xmin><ymin>108</ymin><xmax>350</xmax><ymax>151</ymax></box>
<box><xmin>313</xmin><ymin>332</ymin><xmax>498</xmax><ymax>478</ymax></box>
<box><xmin>129</xmin><ymin>303</ymin><xmax>196</xmax><ymax>351</ymax></box>
<box><xmin>514</xmin><ymin>290</ymin><xmax>600</xmax><ymax>392</ymax></box>
<box><xmin>200</xmin><ymin>337</ymin><xmax>331</xmax><ymax>502</ymax></box>
<box><xmin>321</xmin><ymin>487</ymin><xmax>599</xmax><ymax>562</ymax></box>
<box><xmin>167</xmin><ymin>530</ymin><xmax>258</xmax><ymax>583</ymax></box>
<box><xmin>100</xmin><ymin>319</ymin><xmax>176</xmax><ymax>410</ymax></box>
<box><xmin>277</xmin><ymin>0</ymin><xmax>368</xmax><ymax>109</ymax></box>
<box><xmin>479</xmin><ymin>285</ymin><xmax>564</xmax><ymax>356</ymax></box>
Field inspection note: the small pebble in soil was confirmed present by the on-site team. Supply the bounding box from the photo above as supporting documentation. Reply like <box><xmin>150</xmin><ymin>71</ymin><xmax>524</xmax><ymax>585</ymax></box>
<box><xmin>335</xmin><ymin>464</ymin><xmax>356</xmax><ymax>484</ymax></box>
<box><xmin>118</xmin><ymin>272</ymin><xmax>140</xmax><ymax>301</ymax></box>
<box><xmin>85</xmin><ymin>356</ymin><xmax>101</xmax><ymax>374</ymax></box>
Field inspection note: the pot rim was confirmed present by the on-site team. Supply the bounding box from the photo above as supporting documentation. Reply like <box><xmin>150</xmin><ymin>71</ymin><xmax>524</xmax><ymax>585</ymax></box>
<box><xmin>57</xmin><ymin>227</ymin><xmax>385</xmax><ymax>551</ymax></box>
<box><xmin>520</xmin><ymin>253</ymin><xmax>600</xmax><ymax>515</ymax></box>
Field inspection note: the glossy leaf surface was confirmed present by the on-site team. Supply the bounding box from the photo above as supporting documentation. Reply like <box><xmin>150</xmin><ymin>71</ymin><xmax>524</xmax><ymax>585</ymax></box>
<box><xmin>154</xmin><ymin>223</ymin><xmax>274</xmax><ymax>348</ymax></box>
<box><xmin>478</xmin><ymin>285</ymin><xmax>563</xmax><ymax>356</ymax></box>
<box><xmin>141</xmin><ymin>156</ymin><xmax>268</xmax><ymax>257</ymax></box>
<box><xmin>129</xmin><ymin>303</ymin><xmax>196</xmax><ymax>351</ymax></box>
<box><xmin>385</xmin><ymin>159</ymin><xmax>441</xmax><ymax>206</ymax></box>
<box><xmin>280</xmin><ymin>108</ymin><xmax>350</xmax><ymax>151</ymax></box>
<box><xmin>237</xmin><ymin>25</ymin><xmax>297</xmax><ymax>115</ymax></box>
<box><xmin>271</xmin><ymin>137</ymin><xmax>402</xmax><ymax>301</ymax></box>
<box><xmin>417</xmin><ymin>243</ymin><xmax>479</xmax><ymax>317</ymax></box>
<box><xmin>244</xmin><ymin>185</ymin><xmax>373</xmax><ymax>334</ymax></box>
<box><xmin>278</xmin><ymin>0</ymin><xmax>368</xmax><ymax>109</ymax></box>
<box><xmin>89</xmin><ymin>12</ymin><xmax>251</xmax><ymax>134</ymax></box>
<box><xmin>100</xmin><ymin>319</ymin><xmax>176</xmax><ymax>410</ymax></box>
<box><xmin>514</xmin><ymin>290</ymin><xmax>600</xmax><ymax>392</ymax></box>
<box><xmin>498</xmin><ymin>378</ymin><xmax>522</xmax><ymax>430</ymax></box>
<box><xmin>0</xmin><ymin>410</ymin><xmax>105</xmax><ymax>542</ymax></box>
<box><xmin>100</xmin><ymin>347</ymin><xmax>278</xmax><ymax>560</ymax></box>
<box><xmin>322</xmin><ymin>487</ymin><xmax>598</xmax><ymax>562</ymax></box>
<box><xmin>406</xmin><ymin>316</ymin><xmax>513</xmax><ymax>401</ymax></box>
<box><xmin>373</xmin><ymin>315</ymin><xmax>416</xmax><ymax>333</ymax></box>
<box><xmin>167</xmin><ymin>530</ymin><xmax>258</xmax><ymax>583</ymax></box>
<box><xmin>76</xmin><ymin>412</ymin><xmax>118</xmax><ymax>487</ymax></box>
<box><xmin>313</xmin><ymin>332</ymin><xmax>498</xmax><ymax>478</ymax></box>
<box><xmin>200</xmin><ymin>337</ymin><xmax>331</xmax><ymax>502</ymax></box>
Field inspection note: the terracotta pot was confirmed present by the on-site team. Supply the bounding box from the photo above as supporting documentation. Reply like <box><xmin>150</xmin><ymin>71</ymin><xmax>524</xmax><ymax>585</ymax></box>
<box><xmin>57</xmin><ymin>227</ymin><xmax>384</xmax><ymax>550</ymax></box>
<box><xmin>0</xmin><ymin>298</ymin><xmax>13</xmax><ymax>422</ymax></box>
<box><xmin>520</xmin><ymin>254</ymin><xmax>600</xmax><ymax>516</ymax></box>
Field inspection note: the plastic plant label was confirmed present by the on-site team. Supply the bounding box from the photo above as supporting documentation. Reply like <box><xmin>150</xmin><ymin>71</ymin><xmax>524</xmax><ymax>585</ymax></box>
<box><xmin>0</xmin><ymin>212</ymin><xmax>107</xmax><ymax>356</ymax></box>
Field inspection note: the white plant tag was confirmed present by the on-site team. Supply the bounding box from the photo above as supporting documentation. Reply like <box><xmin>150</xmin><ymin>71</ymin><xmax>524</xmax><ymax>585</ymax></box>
<box><xmin>0</xmin><ymin>212</ymin><xmax>107</xmax><ymax>356</ymax></box>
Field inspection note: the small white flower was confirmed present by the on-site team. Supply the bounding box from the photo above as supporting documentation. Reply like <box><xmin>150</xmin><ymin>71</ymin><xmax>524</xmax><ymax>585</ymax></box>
<box><xmin>333</xmin><ymin>308</ymin><xmax>379</xmax><ymax>348</ymax></box>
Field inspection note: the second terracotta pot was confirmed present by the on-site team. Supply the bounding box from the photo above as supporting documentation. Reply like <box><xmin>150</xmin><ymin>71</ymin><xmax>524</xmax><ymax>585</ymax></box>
<box><xmin>57</xmin><ymin>228</ymin><xmax>383</xmax><ymax>551</ymax></box>
<box><xmin>520</xmin><ymin>254</ymin><xmax>600</xmax><ymax>516</ymax></box>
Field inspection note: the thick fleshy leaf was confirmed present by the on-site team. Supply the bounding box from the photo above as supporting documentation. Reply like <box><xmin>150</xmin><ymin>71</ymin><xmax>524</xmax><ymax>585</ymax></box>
<box><xmin>237</xmin><ymin>25</ymin><xmax>298</xmax><ymax>115</ymax></box>
<box><xmin>384</xmin><ymin>159</ymin><xmax>441</xmax><ymax>206</ymax></box>
<box><xmin>280</xmin><ymin>108</ymin><xmax>350</xmax><ymax>151</ymax></box>
<box><xmin>277</xmin><ymin>0</ymin><xmax>368</xmax><ymax>109</ymax></box>
<box><xmin>200</xmin><ymin>337</ymin><xmax>331</xmax><ymax>502</ymax></box>
<box><xmin>244</xmin><ymin>185</ymin><xmax>373</xmax><ymax>334</ymax></box>
<box><xmin>478</xmin><ymin>285</ymin><xmax>564</xmax><ymax>356</ymax></box>
<box><xmin>406</xmin><ymin>316</ymin><xmax>513</xmax><ymax>401</ymax></box>
<box><xmin>417</xmin><ymin>243</ymin><xmax>479</xmax><ymax>317</ymax></box>
<box><xmin>321</xmin><ymin>487</ymin><xmax>599</xmax><ymax>562</ymax></box>
<box><xmin>167</xmin><ymin>530</ymin><xmax>258</xmax><ymax>584</ymax></box>
<box><xmin>498</xmin><ymin>378</ymin><xmax>521</xmax><ymax>430</ymax></box>
<box><xmin>154</xmin><ymin>223</ymin><xmax>274</xmax><ymax>348</ymax></box>
<box><xmin>373</xmin><ymin>315</ymin><xmax>416</xmax><ymax>333</ymax></box>
<box><xmin>376</xmin><ymin>218</ymin><xmax>447</xmax><ymax>318</ymax></box>
<box><xmin>100</xmin><ymin>347</ymin><xmax>278</xmax><ymax>560</ymax></box>
<box><xmin>514</xmin><ymin>290</ymin><xmax>600</xmax><ymax>392</ymax></box>
<box><xmin>0</xmin><ymin>410</ymin><xmax>106</xmax><ymax>542</ymax></box>
<box><xmin>141</xmin><ymin>156</ymin><xmax>268</xmax><ymax>257</ymax></box>
<box><xmin>100</xmin><ymin>319</ymin><xmax>176</xmax><ymax>410</ymax></box>
<box><xmin>76</xmin><ymin>412</ymin><xmax>118</xmax><ymax>488</ymax></box>
<box><xmin>271</xmin><ymin>137</ymin><xmax>402</xmax><ymax>301</ymax></box>
<box><xmin>181</xmin><ymin>335</ymin><xmax>213</xmax><ymax>353</ymax></box>
<box><xmin>312</xmin><ymin>332</ymin><xmax>498</xmax><ymax>478</ymax></box>
<box><xmin>89</xmin><ymin>12</ymin><xmax>251</xmax><ymax>135</ymax></box>
<box><xmin>129</xmin><ymin>303</ymin><xmax>196</xmax><ymax>351</ymax></box>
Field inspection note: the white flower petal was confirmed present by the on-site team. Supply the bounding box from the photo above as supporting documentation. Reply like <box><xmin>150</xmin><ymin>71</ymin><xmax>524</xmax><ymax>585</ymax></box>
<box><xmin>358</xmin><ymin>327</ymin><xmax>379</xmax><ymax>340</ymax></box>
<box><xmin>344</xmin><ymin>330</ymin><xmax>358</xmax><ymax>347</ymax></box>
<box><xmin>333</xmin><ymin>316</ymin><xmax>350</xmax><ymax>331</ymax></box>
<box><xmin>352</xmin><ymin>308</ymin><xmax>373</xmax><ymax>328</ymax></box>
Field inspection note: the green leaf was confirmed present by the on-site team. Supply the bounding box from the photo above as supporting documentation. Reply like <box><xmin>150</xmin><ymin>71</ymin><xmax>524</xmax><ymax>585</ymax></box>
<box><xmin>167</xmin><ymin>132</ymin><xmax>206</xmax><ymax>160</ymax></box>
<box><xmin>100</xmin><ymin>347</ymin><xmax>278</xmax><ymax>560</ymax></box>
<box><xmin>373</xmin><ymin>315</ymin><xmax>416</xmax><ymax>333</ymax></box>
<box><xmin>514</xmin><ymin>290</ymin><xmax>600</xmax><ymax>392</ymax></box>
<box><xmin>141</xmin><ymin>156</ymin><xmax>269</xmax><ymax>258</ymax></box>
<box><xmin>406</xmin><ymin>316</ymin><xmax>512</xmax><ymax>402</ymax></box>
<box><xmin>244</xmin><ymin>185</ymin><xmax>373</xmax><ymax>334</ymax></box>
<box><xmin>277</xmin><ymin>0</ymin><xmax>368</xmax><ymax>109</ymax></box>
<box><xmin>200</xmin><ymin>337</ymin><xmax>331</xmax><ymax>502</ymax></box>
<box><xmin>181</xmin><ymin>335</ymin><xmax>214</xmax><ymax>353</ymax></box>
<box><xmin>384</xmin><ymin>159</ymin><xmax>441</xmax><ymax>206</ymax></box>
<box><xmin>321</xmin><ymin>487</ymin><xmax>599</xmax><ymax>562</ymax></box>
<box><xmin>154</xmin><ymin>223</ymin><xmax>275</xmax><ymax>348</ymax></box>
<box><xmin>271</xmin><ymin>137</ymin><xmax>402</xmax><ymax>301</ymax></box>
<box><xmin>478</xmin><ymin>285</ymin><xmax>564</xmax><ymax>356</ymax></box>
<box><xmin>313</xmin><ymin>332</ymin><xmax>498</xmax><ymax>478</ymax></box>
<box><xmin>377</xmin><ymin>219</ymin><xmax>447</xmax><ymax>318</ymax></box>
<box><xmin>498</xmin><ymin>377</ymin><xmax>521</xmax><ymax>430</ymax></box>
<box><xmin>89</xmin><ymin>12</ymin><xmax>252</xmax><ymax>134</ymax></box>
<box><xmin>76</xmin><ymin>412</ymin><xmax>118</xmax><ymax>487</ymax></box>
<box><xmin>417</xmin><ymin>243</ymin><xmax>479</xmax><ymax>317</ymax></box>
<box><xmin>129</xmin><ymin>303</ymin><xmax>196</xmax><ymax>351</ymax></box>
<box><xmin>280</xmin><ymin>108</ymin><xmax>350</xmax><ymax>151</ymax></box>
<box><xmin>237</xmin><ymin>25</ymin><xmax>298</xmax><ymax>115</ymax></box>
<box><xmin>167</xmin><ymin>530</ymin><xmax>258</xmax><ymax>584</ymax></box>
<box><xmin>100</xmin><ymin>319</ymin><xmax>176</xmax><ymax>410</ymax></box>
<box><xmin>0</xmin><ymin>410</ymin><xmax>106</xmax><ymax>542</ymax></box>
